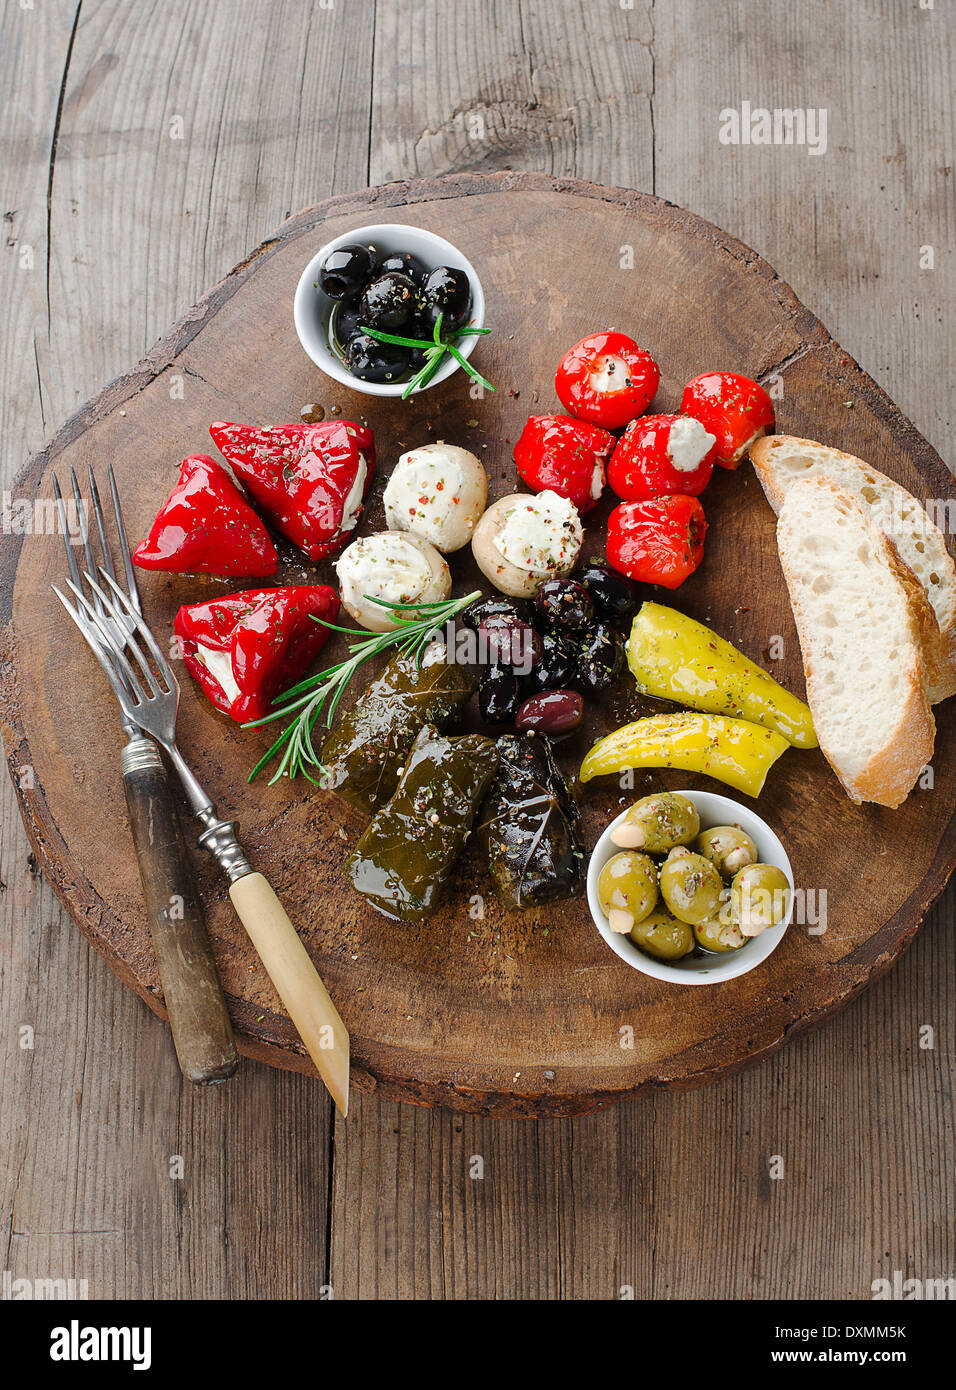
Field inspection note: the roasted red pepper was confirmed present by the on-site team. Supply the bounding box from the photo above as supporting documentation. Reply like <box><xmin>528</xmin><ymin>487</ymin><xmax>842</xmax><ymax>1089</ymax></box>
<box><xmin>554</xmin><ymin>331</ymin><xmax>659</xmax><ymax>429</ymax></box>
<box><xmin>608</xmin><ymin>414</ymin><xmax>717</xmax><ymax>501</ymax></box>
<box><xmin>174</xmin><ymin>585</ymin><xmax>340</xmax><ymax>722</ymax></box>
<box><xmin>607</xmin><ymin>495</ymin><xmax>708</xmax><ymax>590</ymax></box>
<box><xmin>209</xmin><ymin>420</ymin><xmax>375</xmax><ymax>561</ymax></box>
<box><xmin>680</xmin><ymin>371</ymin><xmax>774</xmax><ymax>469</ymax></box>
<box><xmin>513</xmin><ymin>414</ymin><xmax>615</xmax><ymax>514</ymax></box>
<box><xmin>133</xmin><ymin>454</ymin><xmax>278</xmax><ymax>577</ymax></box>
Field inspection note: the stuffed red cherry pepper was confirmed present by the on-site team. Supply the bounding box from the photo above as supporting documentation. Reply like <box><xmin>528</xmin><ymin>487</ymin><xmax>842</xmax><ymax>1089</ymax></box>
<box><xmin>514</xmin><ymin>414</ymin><xmax>615</xmax><ymax>513</ymax></box>
<box><xmin>174</xmin><ymin>585</ymin><xmax>339</xmax><ymax>722</ymax></box>
<box><xmin>133</xmin><ymin>454</ymin><xmax>278</xmax><ymax>577</ymax></box>
<box><xmin>606</xmin><ymin>495</ymin><xmax>708</xmax><ymax>590</ymax></box>
<box><xmin>680</xmin><ymin>371</ymin><xmax>774</xmax><ymax>469</ymax></box>
<box><xmin>608</xmin><ymin>415</ymin><xmax>717</xmax><ymax>502</ymax></box>
<box><xmin>209</xmin><ymin>419</ymin><xmax>375</xmax><ymax>561</ymax></box>
<box><xmin>554</xmin><ymin>332</ymin><xmax>659</xmax><ymax>429</ymax></box>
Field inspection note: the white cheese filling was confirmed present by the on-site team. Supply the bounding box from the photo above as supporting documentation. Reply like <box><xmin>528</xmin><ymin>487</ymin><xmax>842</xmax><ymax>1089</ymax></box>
<box><xmin>384</xmin><ymin>448</ymin><xmax>464</xmax><ymax>546</ymax></box>
<box><xmin>492</xmin><ymin>490</ymin><xmax>583</xmax><ymax>574</ymax></box>
<box><xmin>667</xmin><ymin>416</ymin><xmax>716</xmax><ymax>472</ymax></box>
<box><xmin>588</xmin><ymin>354</ymin><xmax>630</xmax><ymax>394</ymax></box>
<box><xmin>194</xmin><ymin>643</ymin><xmax>240</xmax><ymax>704</ymax></box>
<box><xmin>335</xmin><ymin>532</ymin><xmax>434</xmax><ymax>609</ymax></box>
<box><xmin>338</xmin><ymin>453</ymin><xmax>368</xmax><ymax>536</ymax></box>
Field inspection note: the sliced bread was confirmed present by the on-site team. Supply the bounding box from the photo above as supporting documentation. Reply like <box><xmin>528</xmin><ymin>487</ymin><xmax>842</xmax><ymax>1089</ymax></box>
<box><xmin>751</xmin><ymin>434</ymin><xmax>956</xmax><ymax>702</ymax></box>
<box><xmin>777</xmin><ymin>476</ymin><xmax>935</xmax><ymax>808</ymax></box>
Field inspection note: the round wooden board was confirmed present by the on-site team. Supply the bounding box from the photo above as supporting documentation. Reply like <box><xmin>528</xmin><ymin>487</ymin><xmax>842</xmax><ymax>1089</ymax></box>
<box><xmin>2</xmin><ymin>172</ymin><xmax>954</xmax><ymax>1116</ymax></box>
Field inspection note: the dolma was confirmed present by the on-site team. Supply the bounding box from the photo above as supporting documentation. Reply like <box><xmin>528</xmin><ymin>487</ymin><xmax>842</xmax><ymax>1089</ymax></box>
<box><xmin>320</xmin><ymin>644</ymin><xmax>475</xmax><ymax>816</ymax></box>
<box><xmin>478</xmin><ymin>732</ymin><xmax>585</xmax><ymax>910</ymax></box>
<box><xmin>347</xmin><ymin>725</ymin><xmax>498</xmax><ymax>920</ymax></box>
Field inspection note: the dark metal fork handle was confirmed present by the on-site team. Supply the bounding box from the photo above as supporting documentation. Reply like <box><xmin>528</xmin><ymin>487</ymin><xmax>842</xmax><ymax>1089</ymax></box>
<box><xmin>121</xmin><ymin>739</ymin><xmax>238</xmax><ymax>1083</ymax></box>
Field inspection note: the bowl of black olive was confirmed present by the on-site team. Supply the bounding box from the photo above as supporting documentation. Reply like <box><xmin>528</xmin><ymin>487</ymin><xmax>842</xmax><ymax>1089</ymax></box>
<box><xmin>294</xmin><ymin>223</ymin><xmax>485</xmax><ymax>396</ymax></box>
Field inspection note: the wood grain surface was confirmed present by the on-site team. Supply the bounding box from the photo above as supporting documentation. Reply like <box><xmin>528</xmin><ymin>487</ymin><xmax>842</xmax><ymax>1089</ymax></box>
<box><xmin>1</xmin><ymin>0</ymin><xmax>953</xmax><ymax>1300</ymax></box>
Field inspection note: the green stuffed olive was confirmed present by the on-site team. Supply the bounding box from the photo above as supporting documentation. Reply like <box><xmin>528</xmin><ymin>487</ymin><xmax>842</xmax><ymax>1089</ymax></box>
<box><xmin>609</xmin><ymin>792</ymin><xmax>700</xmax><ymax>854</ymax></box>
<box><xmin>659</xmin><ymin>847</ymin><xmax>724</xmax><ymax>925</ymax></box>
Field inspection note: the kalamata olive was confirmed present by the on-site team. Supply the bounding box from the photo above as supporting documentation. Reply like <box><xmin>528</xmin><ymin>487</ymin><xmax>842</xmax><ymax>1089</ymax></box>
<box><xmin>419</xmin><ymin>265</ymin><xmax>472</xmax><ymax>332</ymax></box>
<box><xmin>477</xmin><ymin>618</ymin><xmax>541</xmax><ymax>672</ymax></box>
<box><xmin>515</xmin><ymin>689</ymin><xmax>584</xmax><ymax>736</ymax></box>
<box><xmin>535</xmin><ymin>578</ymin><xmax>595</xmax><ymax>632</ymax></box>
<box><xmin>479</xmin><ymin>665</ymin><xmax>528</xmax><ymax>724</ymax></box>
<box><xmin>376</xmin><ymin>251</ymin><xmax>427</xmax><ymax>286</ymax></box>
<box><xmin>319</xmin><ymin>244</ymin><xmax>374</xmax><ymax>299</ymax></box>
<box><xmin>460</xmin><ymin>596</ymin><xmax>535</xmax><ymax>631</ymax></box>
<box><xmin>331</xmin><ymin>296</ymin><xmax>364</xmax><ymax>349</ymax></box>
<box><xmin>576</xmin><ymin>621</ymin><xmax>625</xmax><ymax>691</ymax></box>
<box><xmin>531</xmin><ymin>630</ymin><xmax>579</xmax><ymax>691</ymax></box>
<box><xmin>579</xmin><ymin>559</ymin><xmax>642</xmax><ymax>620</ymax></box>
<box><xmin>360</xmin><ymin>271</ymin><xmax>418</xmax><ymax>330</ymax></box>
<box><xmin>344</xmin><ymin>333</ymin><xmax>410</xmax><ymax>383</ymax></box>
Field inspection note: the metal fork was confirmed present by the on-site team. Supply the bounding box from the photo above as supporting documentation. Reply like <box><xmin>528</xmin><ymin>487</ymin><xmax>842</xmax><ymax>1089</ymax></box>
<box><xmin>54</xmin><ymin>562</ymin><xmax>350</xmax><ymax>1115</ymax></box>
<box><xmin>53</xmin><ymin>466</ymin><xmax>237</xmax><ymax>1085</ymax></box>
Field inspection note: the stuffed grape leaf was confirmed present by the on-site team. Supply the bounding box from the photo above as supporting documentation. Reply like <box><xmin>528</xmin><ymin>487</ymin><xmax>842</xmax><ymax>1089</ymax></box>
<box><xmin>478</xmin><ymin>732</ymin><xmax>585</xmax><ymax>910</ymax></box>
<box><xmin>320</xmin><ymin>645</ymin><xmax>475</xmax><ymax>817</ymax></box>
<box><xmin>347</xmin><ymin>725</ymin><xmax>498</xmax><ymax>920</ymax></box>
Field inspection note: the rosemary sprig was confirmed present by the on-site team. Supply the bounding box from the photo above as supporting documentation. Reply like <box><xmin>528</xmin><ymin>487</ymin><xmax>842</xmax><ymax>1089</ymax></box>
<box><xmin>244</xmin><ymin>589</ymin><xmax>482</xmax><ymax>785</ymax></box>
<box><xmin>360</xmin><ymin>309</ymin><xmax>497</xmax><ymax>400</ymax></box>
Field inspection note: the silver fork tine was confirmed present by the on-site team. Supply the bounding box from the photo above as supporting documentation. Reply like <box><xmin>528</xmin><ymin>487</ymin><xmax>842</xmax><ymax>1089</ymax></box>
<box><xmin>65</xmin><ymin>579</ymin><xmax>149</xmax><ymax>700</ymax></box>
<box><xmin>108</xmin><ymin>463</ymin><xmax>141</xmax><ymax>614</ymax></box>
<box><xmin>87</xmin><ymin>466</ymin><xmax>117</xmax><ymax>590</ymax></box>
<box><xmin>70</xmin><ymin>466</ymin><xmax>105</xmax><ymax>622</ymax></box>
<box><xmin>54</xmin><ymin>586</ymin><xmax>140</xmax><ymax>708</ymax></box>
<box><xmin>95</xmin><ymin>567</ymin><xmax>177</xmax><ymax>686</ymax></box>
<box><xmin>52</xmin><ymin>474</ymin><xmax>84</xmax><ymax>595</ymax></box>
<box><xmin>93</xmin><ymin>567</ymin><xmax>177</xmax><ymax>689</ymax></box>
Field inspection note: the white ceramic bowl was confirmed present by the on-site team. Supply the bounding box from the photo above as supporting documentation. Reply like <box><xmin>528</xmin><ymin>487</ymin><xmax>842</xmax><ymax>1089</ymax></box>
<box><xmin>587</xmin><ymin>789</ymin><xmax>794</xmax><ymax>986</ymax></box>
<box><xmin>293</xmin><ymin>223</ymin><xmax>485</xmax><ymax>398</ymax></box>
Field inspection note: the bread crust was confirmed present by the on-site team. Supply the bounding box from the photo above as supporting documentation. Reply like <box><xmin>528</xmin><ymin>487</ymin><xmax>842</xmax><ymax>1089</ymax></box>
<box><xmin>752</xmin><ymin>434</ymin><xmax>956</xmax><ymax>702</ymax></box>
<box><xmin>777</xmin><ymin>477</ymin><xmax>935</xmax><ymax>809</ymax></box>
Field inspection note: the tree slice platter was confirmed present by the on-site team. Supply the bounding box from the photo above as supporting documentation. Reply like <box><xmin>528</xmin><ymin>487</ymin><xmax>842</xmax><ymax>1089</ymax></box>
<box><xmin>2</xmin><ymin>172</ymin><xmax>954</xmax><ymax>1116</ymax></box>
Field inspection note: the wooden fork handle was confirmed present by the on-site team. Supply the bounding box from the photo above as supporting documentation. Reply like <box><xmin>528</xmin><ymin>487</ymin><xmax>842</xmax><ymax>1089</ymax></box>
<box><xmin>229</xmin><ymin>872</ymin><xmax>350</xmax><ymax>1114</ymax></box>
<box><xmin>122</xmin><ymin>740</ymin><xmax>238</xmax><ymax>1084</ymax></box>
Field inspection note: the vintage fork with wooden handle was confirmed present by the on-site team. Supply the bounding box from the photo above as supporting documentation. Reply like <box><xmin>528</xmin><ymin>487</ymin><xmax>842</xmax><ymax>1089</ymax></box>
<box><xmin>53</xmin><ymin>557</ymin><xmax>350</xmax><ymax>1115</ymax></box>
<box><xmin>53</xmin><ymin>466</ymin><xmax>238</xmax><ymax>1085</ymax></box>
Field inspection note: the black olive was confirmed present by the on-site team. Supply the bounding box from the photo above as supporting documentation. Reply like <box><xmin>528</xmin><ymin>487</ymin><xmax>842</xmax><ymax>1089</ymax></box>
<box><xmin>460</xmin><ymin>596</ymin><xmax>536</xmax><ymax>631</ymax></box>
<box><xmin>344</xmin><ymin>333</ymin><xmax>410</xmax><ymax>383</ymax></box>
<box><xmin>360</xmin><ymin>271</ymin><xmax>418</xmax><ymax>331</ymax></box>
<box><xmin>576</xmin><ymin>622</ymin><xmax>625</xmax><ymax>692</ymax></box>
<box><xmin>579</xmin><ymin>560</ymin><xmax>643</xmax><ymax>620</ymax></box>
<box><xmin>405</xmin><ymin>314</ymin><xmax>432</xmax><ymax>367</ymax></box>
<box><xmin>376</xmin><ymin>251</ymin><xmax>427</xmax><ymax>286</ymax></box>
<box><xmin>419</xmin><ymin>265</ymin><xmax>472</xmax><ymax>332</ymax></box>
<box><xmin>319</xmin><ymin>244</ymin><xmax>374</xmax><ymax>299</ymax></box>
<box><xmin>531</xmin><ymin>631</ymin><xmax>580</xmax><ymax>692</ymax></box>
<box><xmin>535</xmin><ymin>579</ymin><xmax>595</xmax><ymax>632</ymax></box>
<box><xmin>479</xmin><ymin>666</ymin><xmax>529</xmax><ymax>725</ymax></box>
<box><xmin>331</xmin><ymin>296</ymin><xmax>364</xmax><ymax>350</ymax></box>
<box><xmin>477</xmin><ymin>619</ymin><xmax>542</xmax><ymax>672</ymax></box>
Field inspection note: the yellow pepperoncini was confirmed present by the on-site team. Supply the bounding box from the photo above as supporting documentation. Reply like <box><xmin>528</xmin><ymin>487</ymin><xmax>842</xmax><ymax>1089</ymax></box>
<box><xmin>626</xmin><ymin>602</ymin><xmax>817</xmax><ymax>749</ymax></box>
<box><xmin>579</xmin><ymin>712</ymin><xmax>790</xmax><ymax>798</ymax></box>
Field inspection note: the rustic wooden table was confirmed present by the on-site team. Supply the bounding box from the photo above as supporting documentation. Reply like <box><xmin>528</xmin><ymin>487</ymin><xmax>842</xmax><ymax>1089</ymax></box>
<box><xmin>1</xmin><ymin>0</ymin><xmax>953</xmax><ymax>1300</ymax></box>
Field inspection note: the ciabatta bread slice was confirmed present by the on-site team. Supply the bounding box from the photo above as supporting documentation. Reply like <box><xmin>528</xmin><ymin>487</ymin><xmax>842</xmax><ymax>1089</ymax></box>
<box><xmin>777</xmin><ymin>477</ymin><xmax>935</xmax><ymax>808</ymax></box>
<box><xmin>751</xmin><ymin>434</ymin><xmax>956</xmax><ymax>701</ymax></box>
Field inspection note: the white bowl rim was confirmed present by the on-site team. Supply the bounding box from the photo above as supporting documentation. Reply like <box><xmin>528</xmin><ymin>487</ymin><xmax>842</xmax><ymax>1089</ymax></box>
<box><xmin>293</xmin><ymin>222</ymin><xmax>486</xmax><ymax>398</ymax></box>
<box><xmin>586</xmin><ymin>788</ymin><xmax>795</xmax><ymax>986</ymax></box>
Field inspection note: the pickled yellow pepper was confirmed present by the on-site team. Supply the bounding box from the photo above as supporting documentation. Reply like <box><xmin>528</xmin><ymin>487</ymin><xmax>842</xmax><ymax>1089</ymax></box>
<box><xmin>626</xmin><ymin>602</ymin><xmax>817</xmax><ymax>749</ymax></box>
<box><xmin>579</xmin><ymin>712</ymin><xmax>789</xmax><ymax>798</ymax></box>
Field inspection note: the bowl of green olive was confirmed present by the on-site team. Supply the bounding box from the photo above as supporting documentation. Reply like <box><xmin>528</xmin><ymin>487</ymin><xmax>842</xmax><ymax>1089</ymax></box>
<box><xmin>586</xmin><ymin>789</ymin><xmax>794</xmax><ymax>985</ymax></box>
